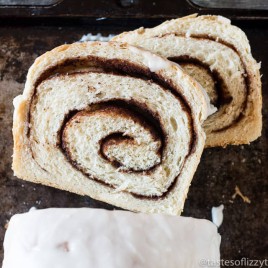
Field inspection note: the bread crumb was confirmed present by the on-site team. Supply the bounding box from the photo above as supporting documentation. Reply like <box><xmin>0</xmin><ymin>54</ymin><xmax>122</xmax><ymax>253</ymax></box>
<box><xmin>232</xmin><ymin>186</ymin><xmax>251</xmax><ymax>204</ymax></box>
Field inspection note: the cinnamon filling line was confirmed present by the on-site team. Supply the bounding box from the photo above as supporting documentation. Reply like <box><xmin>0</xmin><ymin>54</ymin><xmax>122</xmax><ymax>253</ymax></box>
<box><xmin>165</xmin><ymin>33</ymin><xmax>250</xmax><ymax>132</ymax></box>
<box><xmin>28</xmin><ymin>56</ymin><xmax>197</xmax><ymax>199</ymax></box>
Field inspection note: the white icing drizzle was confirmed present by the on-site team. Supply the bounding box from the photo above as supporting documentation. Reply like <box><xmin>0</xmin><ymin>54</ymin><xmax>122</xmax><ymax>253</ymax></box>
<box><xmin>197</xmin><ymin>83</ymin><xmax>218</xmax><ymax>119</ymax></box>
<box><xmin>79</xmin><ymin>33</ymin><xmax>115</xmax><ymax>42</ymax></box>
<box><xmin>211</xmin><ymin>205</ymin><xmax>224</xmax><ymax>228</ymax></box>
<box><xmin>12</xmin><ymin>95</ymin><xmax>24</xmax><ymax>109</ymax></box>
<box><xmin>3</xmin><ymin>208</ymin><xmax>221</xmax><ymax>268</ymax></box>
<box><xmin>129</xmin><ymin>46</ymin><xmax>172</xmax><ymax>72</ymax></box>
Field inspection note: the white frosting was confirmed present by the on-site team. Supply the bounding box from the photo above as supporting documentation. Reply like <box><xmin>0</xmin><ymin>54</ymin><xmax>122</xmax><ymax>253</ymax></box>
<box><xmin>185</xmin><ymin>30</ymin><xmax>191</xmax><ymax>38</ymax></box>
<box><xmin>200</xmin><ymin>86</ymin><xmax>218</xmax><ymax>118</ymax></box>
<box><xmin>12</xmin><ymin>95</ymin><xmax>24</xmax><ymax>109</ymax></box>
<box><xmin>129</xmin><ymin>46</ymin><xmax>172</xmax><ymax>72</ymax></box>
<box><xmin>80</xmin><ymin>33</ymin><xmax>115</xmax><ymax>42</ymax></box>
<box><xmin>3</xmin><ymin>208</ymin><xmax>221</xmax><ymax>268</ymax></box>
<box><xmin>211</xmin><ymin>205</ymin><xmax>224</xmax><ymax>228</ymax></box>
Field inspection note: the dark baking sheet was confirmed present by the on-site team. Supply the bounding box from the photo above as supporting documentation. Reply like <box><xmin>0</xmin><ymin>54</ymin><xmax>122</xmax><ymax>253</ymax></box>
<box><xmin>190</xmin><ymin>0</ymin><xmax>268</xmax><ymax>10</ymax></box>
<box><xmin>0</xmin><ymin>18</ymin><xmax>267</xmax><ymax>265</ymax></box>
<box><xmin>1</xmin><ymin>0</ymin><xmax>268</xmax><ymax>20</ymax></box>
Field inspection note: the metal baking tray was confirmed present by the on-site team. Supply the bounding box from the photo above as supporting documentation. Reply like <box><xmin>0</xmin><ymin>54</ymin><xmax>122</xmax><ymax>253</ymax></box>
<box><xmin>189</xmin><ymin>0</ymin><xmax>268</xmax><ymax>10</ymax></box>
<box><xmin>0</xmin><ymin>0</ymin><xmax>61</xmax><ymax>6</ymax></box>
<box><xmin>1</xmin><ymin>0</ymin><xmax>268</xmax><ymax>21</ymax></box>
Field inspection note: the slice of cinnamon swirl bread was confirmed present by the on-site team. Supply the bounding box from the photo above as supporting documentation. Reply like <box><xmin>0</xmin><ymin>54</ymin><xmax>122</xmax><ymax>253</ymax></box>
<box><xmin>113</xmin><ymin>14</ymin><xmax>262</xmax><ymax>147</ymax></box>
<box><xmin>13</xmin><ymin>41</ymin><xmax>207</xmax><ymax>215</ymax></box>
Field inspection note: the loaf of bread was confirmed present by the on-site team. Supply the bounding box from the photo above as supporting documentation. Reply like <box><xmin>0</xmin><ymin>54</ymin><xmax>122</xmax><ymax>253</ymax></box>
<box><xmin>113</xmin><ymin>14</ymin><xmax>262</xmax><ymax>147</ymax></box>
<box><xmin>3</xmin><ymin>208</ymin><xmax>221</xmax><ymax>268</ymax></box>
<box><xmin>12</xmin><ymin>41</ymin><xmax>207</xmax><ymax>215</ymax></box>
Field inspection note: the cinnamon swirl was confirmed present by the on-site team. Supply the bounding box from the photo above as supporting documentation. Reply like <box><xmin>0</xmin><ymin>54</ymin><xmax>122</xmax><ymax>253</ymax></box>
<box><xmin>12</xmin><ymin>41</ymin><xmax>207</xmax><ymax>215</ymax></box>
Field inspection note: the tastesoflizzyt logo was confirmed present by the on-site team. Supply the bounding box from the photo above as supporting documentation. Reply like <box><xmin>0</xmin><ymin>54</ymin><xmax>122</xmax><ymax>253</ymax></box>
<box><xmin>199</xmin><ymin>258</ymin><xmax>268</xmax><ymax>267</ymax></box>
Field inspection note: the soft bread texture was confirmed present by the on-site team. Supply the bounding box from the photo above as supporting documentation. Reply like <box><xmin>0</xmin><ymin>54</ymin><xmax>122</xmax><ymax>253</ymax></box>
<box><xmin>113</xmin><ymin>14</ymin><xmax>262</xmax><ymax>147</ymax></box>
<box><xmin>13</xmin><ymin>41</ymin><xmax>207</xmax><ymax>215</ymax></box>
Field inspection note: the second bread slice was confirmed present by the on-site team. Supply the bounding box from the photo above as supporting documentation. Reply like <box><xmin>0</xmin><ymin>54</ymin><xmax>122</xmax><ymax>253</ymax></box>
<box><xmin>113</xmin><ymin>14</ymin><xmax>262</xmax><ymax>147</ymax></box>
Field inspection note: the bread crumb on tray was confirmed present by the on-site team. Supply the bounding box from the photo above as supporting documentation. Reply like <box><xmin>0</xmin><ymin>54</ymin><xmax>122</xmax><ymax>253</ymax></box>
<box><xmin>232</xmin><ymin>185</ymin><xmax>251</xmax><ymax>204</ymax></box>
